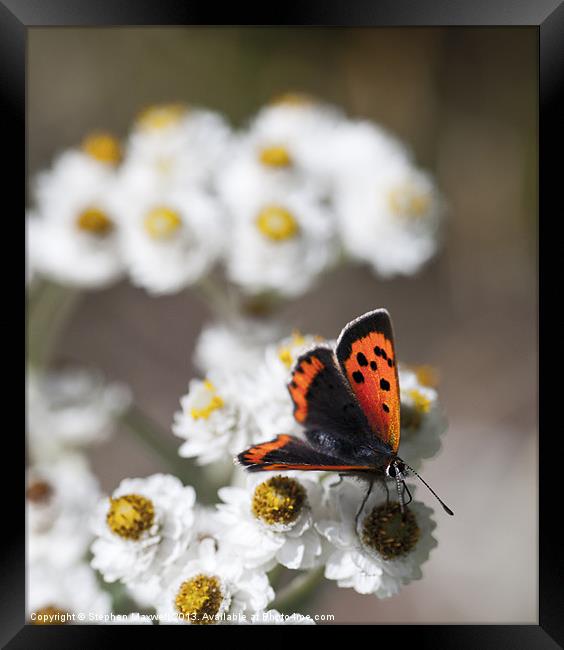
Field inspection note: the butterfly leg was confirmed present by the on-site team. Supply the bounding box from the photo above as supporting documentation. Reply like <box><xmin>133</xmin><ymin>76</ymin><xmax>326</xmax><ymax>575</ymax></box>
<box><xmin>355</xmin><ymin>480</ymin><xmax>374</xmax><ymax>532</ymax></box>
<box><xmin>329</xmin><ymin>474</ymin><xmax>347</xmax><ymax>489</ymax></box>
<box><xmin>402</xmin><ymin>481</ymin><xmax>413</xmax><ymax>506</ymax></box>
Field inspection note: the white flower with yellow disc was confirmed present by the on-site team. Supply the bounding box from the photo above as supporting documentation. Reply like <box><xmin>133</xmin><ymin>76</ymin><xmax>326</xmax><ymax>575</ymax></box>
<box><xmin>156</xmin><ymin>537</ymin><xmax>274</xmax><ymax>625</ymax></box>
<box><xmin>120</xmin><ymin>104</ymin><xmax>232</xmax><ymax>194</ymax></box>
<box><xmin>334</xmin><ymin>127</ymin><xmax>444</xmax><ymax>277</ymax></box>
<box><xmin>118</xmin><ymin>186</ymin><xmax>224</xmax><ymax>294</ymax></box>
<box><xmin>172</xmin><ymin>373</ymin><xmax>258</xmax><ymax>466</ymax></box>
<box><xmin>225</xmin><ymin>189</ymin><xmax>337</xmax><ymax>297</ymax></box>
<box><xmin>217</xmin><ymin>95</ymin><xmax>341</xmax><ymax>209</ymax></box>
<box><xmin>28</xmin><ymin>138</ymin><xmax>125</xmax><ymax>288</ymax></box>
<box><xmin>90</xmin><ymin>474</ymin><xmax>196</xmax><ymax>595</ymax></box>
<box><xmin>217</xmin><ymin>473</ymin><xmax>324</xmax><ymax>571</ymax></box>
<box><xmin>398</xmin><ymin>365</ymin><xmax>447</xmax><ymax>471</ymax></box>
<box><xmin>317</xmin><ymin>479</ymin><xmax>437</xmax><ymax>598</ymax></box>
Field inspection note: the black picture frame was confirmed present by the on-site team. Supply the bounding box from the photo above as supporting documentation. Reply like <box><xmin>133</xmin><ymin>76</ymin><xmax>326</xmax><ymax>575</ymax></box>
<box><xmin>8</xmin><ymin>0</ymin><xmax>558</xmax><ymax>646</ymax></box>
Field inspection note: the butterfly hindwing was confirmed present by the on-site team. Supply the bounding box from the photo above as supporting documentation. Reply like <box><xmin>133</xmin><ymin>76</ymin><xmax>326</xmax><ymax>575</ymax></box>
<box><xmin>335</xmin><ymin>309</ymin><xmax>401</xmax><ymax>453</ymax></box>
<box><xmin>237</xmin><ymin>434</ymin><xmax>373</xmax><ymax>473</ymax></box>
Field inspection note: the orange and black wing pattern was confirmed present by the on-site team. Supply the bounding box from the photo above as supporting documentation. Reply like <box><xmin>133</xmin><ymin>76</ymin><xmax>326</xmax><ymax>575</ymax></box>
<box><xmin>335</xmin><ymin>309</ymin><xmax>401</xmax><ymax>453</ymax></box>
<box><xmin>237</xmin><ymin>434</ymin><xmax>373</xmax><ymax>473</ymax></box>
<box><xmin>287</xmin><ymin>346</ymin><xmax>372</xmax><ymax>440</ymax></box>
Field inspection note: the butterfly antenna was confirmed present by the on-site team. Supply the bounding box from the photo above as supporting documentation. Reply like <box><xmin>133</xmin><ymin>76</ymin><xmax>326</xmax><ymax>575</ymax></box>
<box><xmin>403</xmin><ymin>462</ymin><xmax>454</xmax><ymax>516</ymax></box>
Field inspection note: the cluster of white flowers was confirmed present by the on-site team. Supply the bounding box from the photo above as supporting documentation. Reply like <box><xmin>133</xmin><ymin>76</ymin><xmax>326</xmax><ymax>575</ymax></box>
<box><xmin>26</xmin><ymin>95</ymin><xmax>450</xmax><ymax>625</ymax></box>
<box><xmin>27</xmin><ymin>96</ymin><xmax>444</xmax><ymax>298</ymax></box>
<box><xmin>25</xmin><ymin>369</ymin><xmax>139</xmax><ymax>625</ymax></box>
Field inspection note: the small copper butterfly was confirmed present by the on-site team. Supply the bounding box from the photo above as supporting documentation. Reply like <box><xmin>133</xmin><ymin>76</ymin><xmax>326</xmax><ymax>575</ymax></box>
<box><xmin>238</xmin><ymin>309</ymin><xmax>453</xmax><ymax>517</ymax></box>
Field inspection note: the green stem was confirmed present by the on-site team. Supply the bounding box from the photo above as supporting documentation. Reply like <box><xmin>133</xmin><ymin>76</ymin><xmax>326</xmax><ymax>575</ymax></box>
<box><xmin>271</xmin><ymin>567</ymin><xmax>325</xmax><ymax>614</ymax></box>
<box><xmin>27</xmin><ymin>280</ymin><xmax>81</xmax><ymax>368</ymax></box>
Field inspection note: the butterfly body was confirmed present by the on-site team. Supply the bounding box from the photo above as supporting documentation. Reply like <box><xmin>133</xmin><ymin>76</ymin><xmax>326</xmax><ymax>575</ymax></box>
<box><xmin>238</xmin><ymin>308</ymin><xmax>454</xmax><ymax>516</ymax></box>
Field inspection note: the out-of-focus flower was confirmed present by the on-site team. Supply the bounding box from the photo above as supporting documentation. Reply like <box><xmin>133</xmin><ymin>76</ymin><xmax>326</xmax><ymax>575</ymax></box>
<box><xmin>91</xmin><ymin>474</ymin><xmax>196</xmax><ymax>597</ymax></box>
<box><xmin>399</xmin><ymin>365</ymin><xmax>447</xmax><ymax>470</ymax></box>
<box><xmin>118</xmin><ymin>186</ymin><xmax>224</xmax><ymax>294</ymax></box>
<box><xmin>29</xmin><ymin>146</ymin><xmax>125</xmax><ymax>288</ymax></box>
<box><xmin>335</xmin><ymin>142</ymin><xmax>444</xmax><ymax>277</ymax></box>
<box><xmin>27</xmin><ymin>454</ymin><xmax>101</xmax><ymax>568</ymax></box>
<box><xmin>156</xmin><ymin>538</ymin><xmax>274</xmax><ymax>625</ymax></box>
<box><xmin>317</xmin><ymin>479</ymin><xmax>437</xmax><ymax>598</ymax></box>
<box><xmin>217</xmin><ymin>473</ymin><xmax>324</xmax><ymax>570</ymax></box>
<box><xmin>27</xmin><ymin>369</ymin><xmax>131</xmax><ymax>462</ymax></box>
<box><xmin>28</xmin><ymin>561</ymin><xmax>111</xmax><ymax>624</ymax></box>
<box><xmin>217</xmin><ymin>96</ymin><xmax>343</xmax><ymax>209</ymax></box>
<box><xmin>120</xmin><ymin>104</ymin><xmax>232</xmax><ymax>194</ymax></box>
<box><xmin>193</xmin><ymin>318</ymin><xmax>282</xmax><ymax>376</ymax></box>
<box><xmin>225</xmin><ymin>189</ymin><xmax>337</xmax><ymax>297</ymax></box>
<box><xmin>173</xmin><ymin>372</ymin><xmax>262</xmax><ymax>466</ymax></box>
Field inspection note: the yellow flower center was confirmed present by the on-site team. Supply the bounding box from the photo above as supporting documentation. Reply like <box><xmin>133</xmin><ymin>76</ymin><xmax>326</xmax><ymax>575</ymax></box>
<box><xmin>361</xmin><ymin>503</ymin><xmax>420</xmax><ymax>560</ymax></box>
<box><xmin>258</xmin><ymin>145</ymin><xmax>293</xmax><ymax>168</ymax></box>
<box><xmin>106</xmin><ymin>494</ymin><xmax>155</xmax><ymax>540</ymax></box>
<box><xmin>269</xmin><ymin>92</ymin><xmax>314</xmax><ymax>107</ymax></box>
<box><xmin>401</xmin><ymin>388</ymin><xmax>432</xmax><ymax>430</ymax></box>
<box><xmin>175</xmin><ymin>574</ymin><xmax>224</xmax><ymax>625</ymax></box>
<box><xmin>277</xmin><ymin>331</ymin><xmax>306</xmax><ymax>369</ymax></box>
<box><xmin>26</xmin><ymin>480</ymin><xmax>53</xmax><ymax>504</ymax></box>
<box><xmin>82</xmin><ymin>132</ymin><xmax>121</xmax><ymax>164</ymax></box>
<box><xmin>256</xmin><ymin>206</ymin><xmax>299</xmax><ymax>242</ymax></box>
<box><xmin>388</xmin><ymin>183</ymin><xmax>431</xmax><ymax>219</ymax></box>
<box><xmin>190</xmin><ymin>380</ymin><xmax>225</xmax><ymax>421</ymax></box>
<box><xmin>252</xmin><ymin>476</ymin><xmax>306</xmax><ymax>526</ymax></box>
<box><xmin>31</xmin><ymin>605</ymin><xmax>70</xmax><ymax>625</ymax></box>
<box><xmin>413</xmin><ymin>365</ymin><xmax>439</xmax><ymax>388</ymax></box>
<box><xmin>144</xmin><ymin>206</ymin><xmax>182</xmax><ymax>240</ymax></box>
<box><xmin>76</xmin><ymin>207</ymin><xmax>114</xmax><ymax>236</ymax></box>
<box><xmin>137</xmin><ymin>103</ymin><xmax>187</xmax><ymax>131</ymax></box>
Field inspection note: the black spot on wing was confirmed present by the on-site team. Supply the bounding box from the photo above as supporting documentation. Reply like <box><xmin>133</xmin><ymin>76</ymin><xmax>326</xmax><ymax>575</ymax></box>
<box><xmin>352</xmin><ymin>370</ymin><xmax>364</xmax><ymax>384</ymax></box>
<box><xmin>370</xmin><ymin>361</ymin><xmax>377</xmax><ymax>371</ymax></box>
<box><xmin>356</xmin><ymin>352</ymin><xmax>368</xmax><ymax>366</ymax></box>
<box><xmin>382</xmin><ymin>403</ymin><xmax>390</xmax><ymax>413</ymax></box>
<box><xmin>380</xmin><ymin>378</ymin><xmax>390</xmax><ymax>391</ymax></box>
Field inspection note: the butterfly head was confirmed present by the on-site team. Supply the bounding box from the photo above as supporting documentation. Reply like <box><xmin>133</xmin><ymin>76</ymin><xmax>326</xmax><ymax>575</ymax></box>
<box><xmin>385</xmin><ymin>458</ymin><xmax>407</xmax><ymax>480</ymax></box>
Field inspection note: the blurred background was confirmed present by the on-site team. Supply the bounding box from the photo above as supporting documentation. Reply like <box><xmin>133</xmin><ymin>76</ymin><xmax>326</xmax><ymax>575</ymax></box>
<box><xmin>27</xmin><ymin>27</ymin><xmax>537</xmax><ymax>624</ymax></box>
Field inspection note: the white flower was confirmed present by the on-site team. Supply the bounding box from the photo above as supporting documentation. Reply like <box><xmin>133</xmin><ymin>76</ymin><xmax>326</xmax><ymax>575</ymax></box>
<box><xmin>29</xmin><ymin>147</ymin><xmax>125</xmax><ymax>288</ymax></box>
<box><xmin>28</xmin><ymin>561</ymin><xmax>111</xmax><ymax>624</ymax></box>
<box><xmin>217</xmin><ymin>473</ymin><xmax>324</xmax><ymax>571</ymax></box>
<box><xmin>156</xmin><ymin>538</ymin><xmax>274</xmax><ymax>625</ymax></box>
<box><xmin>334</xmin><ymin>125</ymin><xmax>444</xmax><ymax>277</ymax></box>
<box><xmin>172</xmin><ymin>373</ymin><xmax>258</xmax><ymax>466</ymax></box>
<box><xmin>91</xmin><ymin>474</ymin><xmax>196</xmax><ymax>596</ymax></box>
<box><xmin>27</xmin><ymin>368</ymin><xmax>131</xmax><ymax>462</ymax></box>
<box><xmin>27</xmin><ymin>454</ymin><xmax>101</xmax><ymax>568</ymax></box>
<box><xmin>120</xmin><ymin>104</ymin><xmax>232</xmax><ymax>194</ymax></box>
<box><xmin>317</xmin><ymin>479</ymin><xmax>437</xmax><ymax>598</ymax></box>
<box><xmin>398</xmin><ymin>365</ymin><xmax>447</xmax><ymax>470</ymax></box>
<box><xmin>246</xmin><ymin>609</ymin><xmax>315</xmax><ymax>625</ymax></box>
<box><xmin>118</xmin><ymin>186</ymin><xmax>224</xmax><ymax>294</ymax></box>
<box><xmin>193</xmin><ymin>318</ymin><xmax>282</xmax><ymax>376</ymax></box>
<box><xmin>224</xmin><ymin>188</ymin><xmax>337</xmax><ymax>297</ymax></box>
<box><xmin>217</xmin><ymin>96</ymin><xmax>342</xmax><ymax>209</ymax></box>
